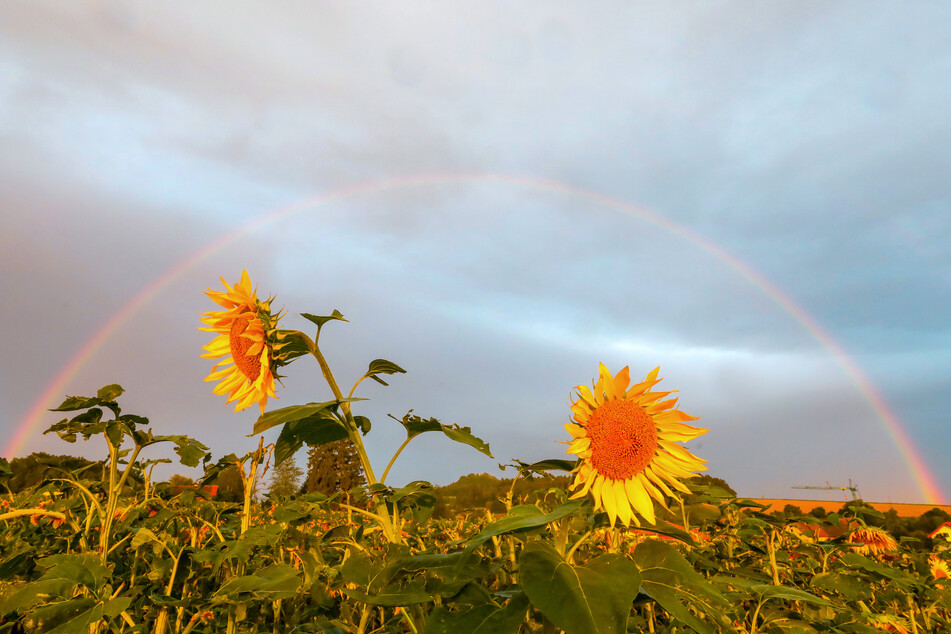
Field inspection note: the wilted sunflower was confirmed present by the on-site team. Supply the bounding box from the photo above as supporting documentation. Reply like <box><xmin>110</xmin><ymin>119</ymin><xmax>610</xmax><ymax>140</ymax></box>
<box><xmin>200</xmin><ymin>270</ymin><xmax>283</xmax><ymax>413</ymax></box>
<box><xmin>848</xmin><ymin>526</ymin><xmax>897</xmax><ymax>555</ymax></box>
<box><xmin>565</xmin><ymin>364</ymin><xmax>707</xmax><ymax>527</ymax></box>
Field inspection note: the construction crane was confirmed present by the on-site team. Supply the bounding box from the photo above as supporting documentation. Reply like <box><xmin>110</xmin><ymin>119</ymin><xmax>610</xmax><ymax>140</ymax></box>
<box><xmin>792</xmin><ymin>479</ymin><xmax>860</xmax><ymax>501</ymax></box>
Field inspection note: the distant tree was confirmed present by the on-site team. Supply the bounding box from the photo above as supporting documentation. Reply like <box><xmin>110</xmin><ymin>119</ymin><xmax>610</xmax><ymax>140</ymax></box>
<box><xmin>269</xmin><ymin>455</ymin><xmax>304</xmax><ymax>499</ymax></box>
<box><xmin>168</xmin><ymin>474</ymin><xmax>195</xmax><ymax>487</ymax></box>
<box><xmin>682</xmin><ymin>474</ymin><xmax>736</xmax><ymax>505</ymax></box>
<box><xmin>695</xmin><ymin>474</ymin><xmax>736</xmax><ymax>496</ymax></box>
<box><xmin>913</xmin><ymin>508</ymin><xmax>951</xmax><ymax>534</ymax></box>
<box><xmin>216</xmin><ymin>465</ymin><xmax>245</xmax><ymax>503</ymax></box>
<box><xmin>301</xmin><ymin>439</ymin><xmax>366</xmax><ymax>498</ymax></box>
<box><xmin>5</xmin><ymin>453</ymin><xmax>104</xmax><ymax>492</ymax></box>
<box><xmin>808</xmin><ymin>506</ymin><xmax>828</xmax><ymax>519</ymax></box>
<box><xmin>783</xmin><ymin>504</ymin><xmax>804</xmax><ymax>517</ymax></box>
<box><xmin>840</xmin><ymin>499</ymin><xmax>884</xmax><ymax>525</ymax></box>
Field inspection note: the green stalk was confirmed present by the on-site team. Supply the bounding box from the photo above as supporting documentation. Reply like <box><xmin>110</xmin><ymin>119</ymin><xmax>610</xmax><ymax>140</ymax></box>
<box><xmin>241</xmin><ymin>437</ymin><xmax>265</xmax><ymax>535</ymax></box>
<box><xmin>766</xmin><ymin>529</ymin><xmax>780</xmax><ymax>585</ymax></box>
<box><xmin>310</xmin><ymin>344</ymin><xmax>399</xmax><ymax>543</ymax></box>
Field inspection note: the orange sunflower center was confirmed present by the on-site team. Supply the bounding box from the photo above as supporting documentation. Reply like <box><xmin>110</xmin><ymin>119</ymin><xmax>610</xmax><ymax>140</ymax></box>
<box><xmin>229</xmin><ymin>315</ymin><xmax>262</xmax><ymax>381</ymax></box>
<box><xmin>585</xmin><ymin>399</ymin><xmax>658</xmax><ymax>480</ymax></box>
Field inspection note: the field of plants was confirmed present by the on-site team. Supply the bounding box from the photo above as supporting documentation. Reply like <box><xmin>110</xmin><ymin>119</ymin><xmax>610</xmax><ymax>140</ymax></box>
<box><xmin>1</xmin><ymin>273</ymin><xmax>949</xmax><ymax>633</ymax></box>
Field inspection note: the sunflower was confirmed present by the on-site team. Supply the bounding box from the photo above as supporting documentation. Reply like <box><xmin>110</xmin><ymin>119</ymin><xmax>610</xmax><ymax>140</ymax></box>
<box><xmin>200</xmin><ymin>270</ymin><xmax>283</xmax><ymax>413</ymax></box>
<box><xmin>848</xmin><ymin>526</ymin><xmax>897</xmax><ymax>556</ymax></box>
<box><xmin>565</xmin><ymin>364</ymin><xmax>707</xmax><ymax>527</ymax></box>
<box><xmin>930</xmin><ymin>554</ymin><xmax>950</xmax><ymax>582</ymax></box>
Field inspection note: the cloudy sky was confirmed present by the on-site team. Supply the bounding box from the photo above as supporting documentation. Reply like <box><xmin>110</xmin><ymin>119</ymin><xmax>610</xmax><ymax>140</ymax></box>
<box><xmin>2</xmin><ymin>2</ymin><xmax>949</xmax><ymax>504</ymax></box>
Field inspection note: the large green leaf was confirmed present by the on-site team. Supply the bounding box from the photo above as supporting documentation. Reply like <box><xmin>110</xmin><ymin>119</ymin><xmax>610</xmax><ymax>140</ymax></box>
<box><xmin>145</xmin><ymin>434</ymin><xmax>210</xmax><ymax>467</ymax></box>
<box><xmin>809</xmin><ymin>571</ymin><xmax>869</xmax><ymax>601</ymax></box>
<box><xmin>632</xmin><ymin>540</ymin><xmax>730</xmax><ymax>634</ymax></box>
<box><xmin>253</xmin><ymin>400</ymin><xmax>345</xmax><ymax>435</ymax></box>
<box><xmin>344</xmin><ymin>579</ymin><xmax>433</xmax><ymax>607</ymax></box>
<box><xmin>750</xmin><ymin>584</ymin><xmax>834</xmax><ymax>606</ymax></box>
<box><xmin>519</xmin><ymin>541</ymin><xmax>641</xmax><ymax>634</ymax></box>
<box><xmin>395</xmin><ymin>413</ymin><xmax>493</xmax><ymax>458</ymax></box>
<box><xmin>274</xmin><ymin>415</ymin><xmax>349</xmax><ymax>465</ymax></box>
<box><xmin>839</xmin><ymin>553</ymin><xmax>919</xmax><ymax>588</ymax></box>
<box><xmin>342</xmin><ymin>549</ymin><xmax>493</xmax><ymax>603</ymax></box>
<box><xmin>50</xmin><ymin>396</ymin><xmax>102</xmax><ymax>412</ymax></box>
<box><xmin>425</xmin><ymin>592</ymin><xmax>530</xmax><ymax>634</ymax></box>
<box><xmin>0</xmin><ymin>554</ymin><xmax>112</xmax><ymax>617</ymax></box>
<box><xmin>464</xmin><ymin>499</ymin><xmax>585</xmax><ymax>552</ymax></box>
<box><xmin>214</xmin><ymin>564</ymin><xmax>302</xmax><ymax>601</ymax></box>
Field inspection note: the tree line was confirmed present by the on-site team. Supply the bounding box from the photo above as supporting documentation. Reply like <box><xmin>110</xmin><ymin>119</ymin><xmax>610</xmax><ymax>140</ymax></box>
<box><xmin>5</xmin><ymin>450</ymin><xmax>948</xmax><ymax>549</ymax></box>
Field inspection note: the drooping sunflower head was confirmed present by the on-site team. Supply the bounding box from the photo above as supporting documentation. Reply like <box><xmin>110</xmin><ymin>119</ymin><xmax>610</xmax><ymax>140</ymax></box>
<box><xmin>848</xmin><ymin>526</ymin><xmax>897</xmax><ymax>556</ymax></box>
<box><xmin>565</xmin><ymin>364</ymin><xmax>708</xmax><ymax>527</ymax></box>
<box><xmin>200</xmin><ymin>270</ymin><xmax>285</xmax><ymax>413</ymax></box>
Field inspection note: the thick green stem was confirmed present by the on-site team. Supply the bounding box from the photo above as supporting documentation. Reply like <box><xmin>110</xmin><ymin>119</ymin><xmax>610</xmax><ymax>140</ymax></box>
<box><xmin>310</xmin><ymin>344</ymin><xmax>399</xmax><ymax>543</ymax></box>
<box><xmin>241</xmin><ymin>438</ymin><xmax>265</xmax><ymax>536</ymax></box>
<box><xmin>767</xmin><ymin>530</ymin><xmax>780</xmax><ymax>585</ymax></box>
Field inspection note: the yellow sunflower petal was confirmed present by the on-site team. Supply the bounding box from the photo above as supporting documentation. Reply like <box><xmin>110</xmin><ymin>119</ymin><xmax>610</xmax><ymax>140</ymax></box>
<box><xmin>614</xmin><ymin>479</ymin><xmax>633</xmax><ymax>526</ymax></box>
<box><xmin>625</xmin><ymin>476</ymin><xmax>656</xmax><ymax>524</ymax></box>
<box><xmin>613</xmin><ymin>366</ymin><xmax>631</xmax><ymax>395</ymax></box>
<box><xmin>574</xmin><ymin>384</ymin><xmax>598</xmax><ymax>408</ymax></box>
<box><xmin>564</xmin><ymin>423</ymin><xmax>586</xmax><ymax>438</ymax></box>
<box><xmin>655</xmin><ymin>418</ymin><xmax>707</xmax><ymax>440</ymax></box>
<box><xmin>601</xmin><ymin>478</ymin><xmax>618</xmax><ymax>526</ymax></box>
<box><xmin>566</xmin><ymin>437</ymin><xmax>591</xmax><ymax>455</ymax></box>
<box><xmin>600</xmin><ymin>363</ymin><xmax>619</xmax><ymax>400</ymax></box>
<box><xmin>637</xmin><ymin>471</ymin><xmax>671</xmax><ymax>511</ymax></box>
<box><xmin>570</xmin><ymin>401</ymin><xmax>591</xmax><ymax>423</ymax></box>
<box><xmin>591</xmin><ymin>475</ymin><xmax>606</xmax><ymax>511</ymax></box>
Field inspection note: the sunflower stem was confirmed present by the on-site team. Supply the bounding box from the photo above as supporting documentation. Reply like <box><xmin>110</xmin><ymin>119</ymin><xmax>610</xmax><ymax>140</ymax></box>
<box><xmin>309</xmin><ymin>344</ymin><xmax>399</xmax><ymax>543</ymax></box>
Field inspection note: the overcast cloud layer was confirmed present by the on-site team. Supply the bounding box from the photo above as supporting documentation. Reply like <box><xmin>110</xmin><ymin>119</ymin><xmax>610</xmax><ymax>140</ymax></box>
<box><xmin>2</xmin><ymin>2</ymin><xmax>949</xmax><ymax>503</ymax></box>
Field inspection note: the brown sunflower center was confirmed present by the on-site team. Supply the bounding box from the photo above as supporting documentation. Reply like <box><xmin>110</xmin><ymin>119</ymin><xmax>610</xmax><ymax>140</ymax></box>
<box><xmin>585</xmin><ymin>399</ymin><xmax>658</xmax><ymax>480</ymax></box>
<box><xmin>229</xmin><ymin>316</ymin><xmax>262</xmax><ymax>381</ymax></box>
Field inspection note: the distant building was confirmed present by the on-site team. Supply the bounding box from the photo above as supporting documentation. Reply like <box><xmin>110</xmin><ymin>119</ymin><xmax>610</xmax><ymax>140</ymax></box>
<box><xmin>930</xmin><ymin>521</ymin><xmax>951</xmax><ymax>541</ymax></box>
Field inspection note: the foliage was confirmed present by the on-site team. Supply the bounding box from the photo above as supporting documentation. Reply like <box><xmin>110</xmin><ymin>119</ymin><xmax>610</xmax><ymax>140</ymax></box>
<box><xmin>301</xmin><ymin>439</ymin><xmax>366</xmax><ymax>499</ymax></box>
<box><xmin>1</xmin><ymin>384</ymin><xmax>949</xmax><ymax>633</ymax></box>
<box><xmin>268</xmin><ymin>454</ymin><xmax>304</xmax><ymax>499</ymax></box>
<box><xmin>0</xmin><ymin>453</ymin><xmax>105</xmax><ymax>493</ymax></box>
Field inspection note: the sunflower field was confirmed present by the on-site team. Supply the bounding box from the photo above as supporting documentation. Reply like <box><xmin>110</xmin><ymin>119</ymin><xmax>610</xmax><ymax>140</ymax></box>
<box><xmin>1</xmin><ymin>272</ymin><xmax>949</xmax><ymax>633</ymax></box>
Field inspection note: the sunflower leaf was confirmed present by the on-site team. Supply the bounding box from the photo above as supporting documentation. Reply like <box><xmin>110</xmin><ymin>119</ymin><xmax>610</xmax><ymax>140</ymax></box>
<box><xmin>750</xmin><ymin>584</ymin><xmax>835</xmax><ymax>606</ymax></box>
<box><xmin>253</xmin><ymin>400</ymin><xmax>357</xmax><ymax>435</ymax></box>
<box><xmin>50</xmin><ymin>395</ymin><xmax>102</xmax><ymax>412</ymax></box>
<box><xmin>631</xmin><ymin>539</ymin><xmax>731</xmax><ymax>633</ymax></box>
<box><xmin>519</xmin><ymin>541</ymin><xmax>641</xmax><ymax>634</ymax></box>
<box><xmin>463</xmin><ymin>499</ymin><xmax>585</xmax><ymax>552</ymax></box>
<box><xmin>394</xmin><ymin>412</ymin><xmax>493</xmax><ymax>458</ymax></box>
<box><xmin>300</xmin><ymin>310</ymin><xmax>347</xmax><ymax>330</ymax></box>
<box><xmin>273</xmin><ymin>416</ymin><xmax>349</xmax><ymax>465</ymax></box>
<box><xmin>426</xmin><ymin>591</ymin><xmax>529</xmax><ymax>634</ymax></box>
<box><xmin>505</xmin><ymin>458</ymin><xmax>577</xmax><ymax>478</ymax></box>
<box><xmin>96</xmin><ymin>384</ymin><xmax>125</xmax><ymax>402</ymax></box>
<box><xmin>213</xmin><ymin>564</ymin><xmax>302</xmax><ymax>601</ymax></box>
<box><xmin>363</xmin><ymin>359</ymin><xmax>407</xmax><ymax>387</ymax></box>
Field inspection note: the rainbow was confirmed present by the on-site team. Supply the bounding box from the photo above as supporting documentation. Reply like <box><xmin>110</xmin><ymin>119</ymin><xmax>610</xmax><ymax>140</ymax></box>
<box><xmin>7</xmin><ymin>173</ymin><xmax>947</xmax><ymax>504</ymax></box>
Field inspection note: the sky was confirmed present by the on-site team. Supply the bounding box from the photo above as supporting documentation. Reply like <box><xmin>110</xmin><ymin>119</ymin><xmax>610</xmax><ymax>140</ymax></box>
<box><xmin>1</xmin><ymin>2</ymin><xmax>949</xmax><ymax>504</ymax></box>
